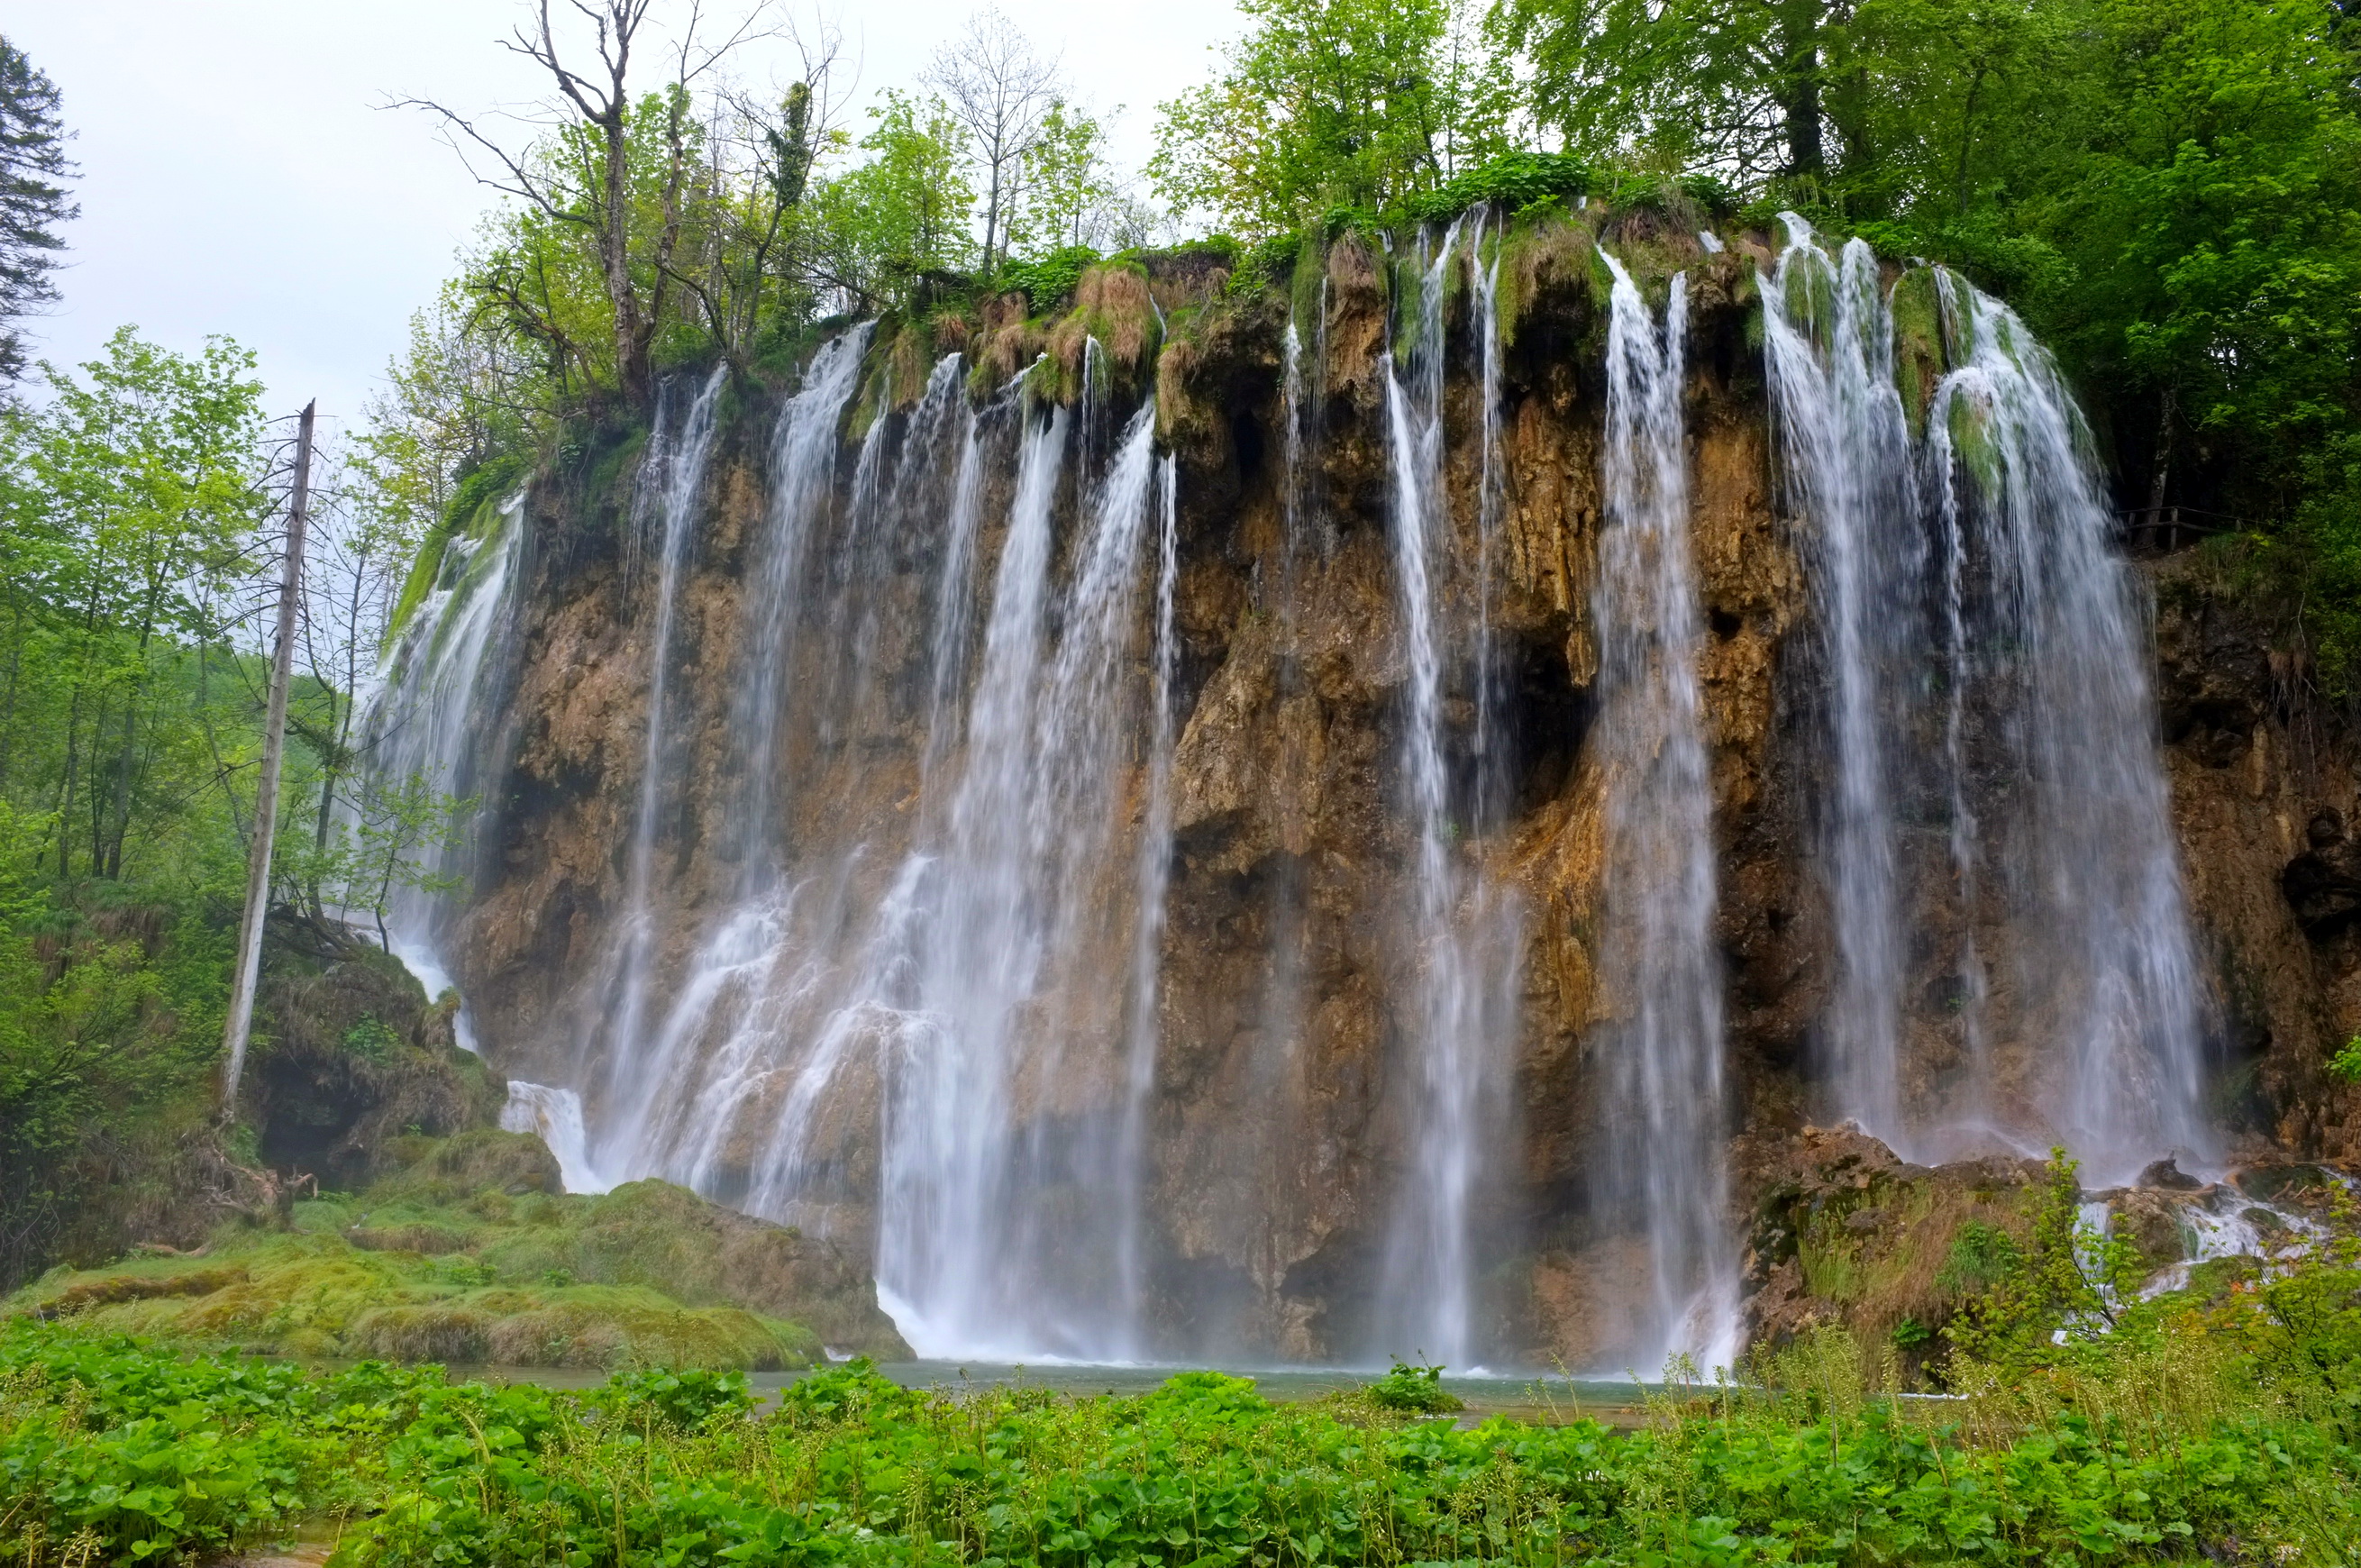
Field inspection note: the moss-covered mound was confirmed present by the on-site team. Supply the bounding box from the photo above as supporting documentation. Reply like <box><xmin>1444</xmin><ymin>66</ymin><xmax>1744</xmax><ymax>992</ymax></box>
<box><xmin>5</xmin><ymin>1135</ymin><xmax>910</xmax><ymax>1369</ymax></box>
<box><xmin>249</xmin><ymin>947</ymin><xmax>506</xmax><ymax>1193</ymax></box>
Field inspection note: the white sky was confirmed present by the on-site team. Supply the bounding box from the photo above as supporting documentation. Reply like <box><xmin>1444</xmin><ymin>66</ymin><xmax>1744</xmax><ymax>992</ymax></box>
<box><xmin>6</xmin><ymin>0</ymin><xmax>1244</xmax><ymax>432</ymax></box>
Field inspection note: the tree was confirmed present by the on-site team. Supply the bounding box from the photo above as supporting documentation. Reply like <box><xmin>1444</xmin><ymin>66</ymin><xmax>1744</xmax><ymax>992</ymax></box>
<box><xmin>1009</xmin><ymin>100</ymin><xmax>1119</xmax><ymax>253</ymax></box>
<box><xmin>396</xmin><ymin>0</ymin><xmax>768</xmax><ymax>406</ymax></box>
<box><xmin>807</xmin><ymin>92</ymin><xmax>975</xmax><ymax>309</ymax></box>
<box><xmin>1150</xmin><ymin>0</ymin><xmax>1510</xmax><ymax>235</ymax></box>
<box><xmin>12</xmin><ymin>328</ymin><xmax>267</xmax><ymax>881</ymax></box>
<box><xmin>923</xmin><ymin>9</ymin><xmax>1062</xmax><ymax>273</ymax></box>
<box><xmin>0</xmin><ymin>37</ymin><xmax>76</xmax><ymax>390</ymax></box>
<box><xmin>290</xmin><ymin>442</ymin><xmax>411</xmax><ymax>917</ymax></box>
<box><xmin>683</xmin><ymin>19</ymin><xmax>859</xmax><ymax>362</ymax></box>
<box><xmin>357</xmin><ymin>295</ymin><xmax>535</xmax><ymax>546</ymax></box>
<box><xmin>325</xmin><ymin>770</ymin><xmax>474</xmax><ymax>955</ymax></box>
<box><xmin>1491</xmin><ymin>0</ymin><xmax>1852</xmax><ymax>186</ymax></box>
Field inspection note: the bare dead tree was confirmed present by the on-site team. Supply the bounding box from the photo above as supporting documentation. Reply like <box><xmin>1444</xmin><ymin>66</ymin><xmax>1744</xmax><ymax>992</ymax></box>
<box><xmin>922</xmin><ymin>9</ymin><xmax>1061</xmax><ymax>276</ymax></box>
<box><xmin>390</xmin><ymin>0</ymin><xmax>770</xmax><ymax>406</ymax></box>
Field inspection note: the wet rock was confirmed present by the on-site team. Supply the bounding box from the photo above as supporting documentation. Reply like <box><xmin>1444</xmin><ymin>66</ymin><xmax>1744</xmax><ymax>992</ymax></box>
<box><xmin>2138</xmin><ymin>1157</ymin><xmax>2203</xmax><ymax>1190</ymax></box>
<box><xmin>430</xmin><ymin>223</ymin><xmax>2361</xmax><ymax>1367</ymax></box>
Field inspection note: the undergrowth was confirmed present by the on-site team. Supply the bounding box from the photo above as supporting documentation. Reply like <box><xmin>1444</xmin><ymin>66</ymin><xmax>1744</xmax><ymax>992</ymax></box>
<box><xmin>3</xmin><ymin>1219</ymin><xmax>2358</xmax><ymax>1568</ymax></box>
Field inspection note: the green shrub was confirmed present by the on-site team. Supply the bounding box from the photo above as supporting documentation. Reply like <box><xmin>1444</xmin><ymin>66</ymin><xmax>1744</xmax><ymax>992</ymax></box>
<box><xmin>597</xmin><ymin>1365</ymin><xmax>755</xmax><ymax>1430</ymax></box>
<box><xmin>995</xmin><ymin>245</ymin><xmax>1102</xmax><ymax>312</ymax></box>
<box><xmin>1363</xmin><ymin>1359</ymin><xmax>1463</xmax><ymax>1413</ymax></box>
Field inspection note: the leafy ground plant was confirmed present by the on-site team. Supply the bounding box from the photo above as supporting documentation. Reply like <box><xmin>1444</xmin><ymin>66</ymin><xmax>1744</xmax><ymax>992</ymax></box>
<box><xmin>3</xmin><ymin>1289</ymin><xmax>2358</xmax><ymax>1568</ymax></box>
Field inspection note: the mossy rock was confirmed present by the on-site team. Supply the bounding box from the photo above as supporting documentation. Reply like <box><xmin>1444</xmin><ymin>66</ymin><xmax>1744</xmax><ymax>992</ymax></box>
<box><xmin>1493</xmin><ymin>214</ymin><xmax>1596</xmax><ymax>351</ymax></box>
<box><xmin>372</xmin><ymin>1129</ymin><xmax>565</xmax><ymax>1205</ymax></box>
<box><xmin>8</xmin><ymin>1227</ymin><xmax>834</xmax><ymax>1371</ymax></box>
<box><xmin>8</xmin><ymin>1137</ymin><xmax>907</xmax><ymax>1368</ymax></box>
<box><xmin>250</xmin><ymin>950</ymin><xmax>506</xmax><ymax>1193</ymax></box>
<box><xmin>1890</xmin><ymin>267</ymin><xmax>1948</xmax><ymax>438</ymax></box>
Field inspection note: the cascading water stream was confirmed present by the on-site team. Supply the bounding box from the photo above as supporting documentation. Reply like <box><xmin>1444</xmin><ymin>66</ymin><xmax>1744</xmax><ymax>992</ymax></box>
<box><xmin>361</xmin><ymin>488</ymin><xmax>527</xmax><ymax>1046</ymax></box>
<box><xmin>870</xmin><ymin>397</ymin><xmax>1174</xmax><ymax>1359</ymax></box>
<box><xmin>1112</xmin><ymin>452</ymin><xmax>1181</xmax><ymax>1353</ymax></box>
<box><xmin>587</xmin><ymin>339</ymin><xmax>870</xmax><ymax>1186</ymax></box>
<box><xmin>1374</xmin><ymin>223</ymin><xmax>1521</xmax><ymax>1367</ymax></box>
<box><xmin>1593</xmin><ymin>258</ymin><xmax>1737</xmax><ymax>1373</ymax></box>
<box><xmin>1924</xmin><ymin>277</ymin><xmax>2211</xmax><ymax>1180</ymax></box>
<box><xmin>730</xmin><ymin>326</ymin><xmax>876</xmax><ymax>879</ymax></box>
<box><xmin>1764</xmin><ymin>215</ymin><xmax>2212</xmax><ymax>1182</ymax></box>
<box><xmin>587</xmin><ymin>366</ymin><xmax>727</xmax><ymax>1166</ymax></box>
<box><xmin>1470</xmin><ymin>211</ymin><xmax>1508</xmax><ymax>820</ymax></box>
<box><xmin>1760</xmin><ymin>222</ymin><xmax>1919</xmax><ymax>1145</ymax></box>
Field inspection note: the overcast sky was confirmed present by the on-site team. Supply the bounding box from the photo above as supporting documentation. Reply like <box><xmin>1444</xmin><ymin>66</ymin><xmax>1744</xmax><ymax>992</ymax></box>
<box><xmin>7</xmin><ymin>1</ymin><xmax>1243</xmax><ymax>433</ymax></box>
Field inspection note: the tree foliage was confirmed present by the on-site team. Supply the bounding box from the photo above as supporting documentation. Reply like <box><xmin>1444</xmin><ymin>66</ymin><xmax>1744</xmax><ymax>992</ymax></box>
<box><xmin>0</xmin><ymin>36</ymin><xmax>74</xmax><ymax>389</ymax></box>
<box><xmin>1152</xmin><ymin>0</ymin><xmax>1516</xmax><ymax>235</ymax></box>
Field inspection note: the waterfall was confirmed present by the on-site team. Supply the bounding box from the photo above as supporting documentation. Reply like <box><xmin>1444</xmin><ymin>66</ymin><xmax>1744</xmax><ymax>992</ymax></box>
<box><xmin>360</xmin><ymin>488</ymin><xmax>526</xmax><ymax>1051</ymax></box>
<box><xmin>1764</xmin><ymin>215</ymin><xmax>2211</xmax><ymax>1182</ymax></box>
<box><xmin>874</xmin><ymin>397</ymin><xmax>1171</xmax><ymax>1358</ymax></box>
<box><xmin>1593</xmin><ymin>259</ymin><xmax>1737</xmax><ymax>1372</ymax></box>
<box><xmin>586</xmin><ymin>366</ymin><xmax>727</xmax><ymax>1165</ymax></box>
<box><xmin>1761</xmin><ymin>223</ymin><xmax>1919</xmax><ymax>1144</ymax></box>
<box><xmin>379</xmin><ymin>216</ymin><xmax>2227</xmax><ymax>1373</ymax></box>
<box><xmin>1926</xmin><ymin>275</ymin><xmax>2211</xmax><ymax>1181</ymax></box>
<box><xmin>1374</xmin><ymin>223</ymin><xmax>1522</xmax><ymax>1367</ymax></box>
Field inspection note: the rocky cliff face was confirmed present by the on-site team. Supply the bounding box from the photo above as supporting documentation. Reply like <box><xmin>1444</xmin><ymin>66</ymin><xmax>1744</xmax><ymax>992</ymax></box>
<box><xmin>424</xmin><ymin>211</ymin><xmax>2359</xmax><ymax>1369</ymax></box>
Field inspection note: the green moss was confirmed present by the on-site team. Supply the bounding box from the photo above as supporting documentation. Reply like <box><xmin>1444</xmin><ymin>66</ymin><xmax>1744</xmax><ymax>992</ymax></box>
<box><xmin>1947</xmin><ymin>386</ymin><xmax>2004</xmax><ymax>495</ymax></box>
<box><xmin>5</xmin><ymin>1131</ymin><xmax>903</xmax><ymax>1368</ymax></box>
<box><xmin>1493</xmin><ymin>213</ymin><xmax>1596</xmax><ymax>349</ymax></box>
<box><xmin>1288</xmin><ymin>232</ymin><xmax>1328</xmax><ymax>344</ymax></box>
<box><xmin>1890</xmin><ymin>267</ymin><xmax>1947</xmax><ymax>438</ymax></box>
<box><xmin>384</xmin><ymin>531</ymin><xmax>451</xmax><ymax>647</ymax></box>
<box><xmin>9</xmin><ymin>1226</ymin><xmax>821</xmax><ymax>1372</ymax></box>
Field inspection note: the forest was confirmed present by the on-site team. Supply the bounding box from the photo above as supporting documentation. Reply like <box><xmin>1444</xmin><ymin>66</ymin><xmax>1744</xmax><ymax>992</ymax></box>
<box><xmin>2</xmin><ymin>0</ymin><xmax>2361</xmax><ymax>1562</ymax></box>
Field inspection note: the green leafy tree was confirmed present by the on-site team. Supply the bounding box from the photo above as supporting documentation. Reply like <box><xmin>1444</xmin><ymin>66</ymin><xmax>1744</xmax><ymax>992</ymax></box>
<box><xmin>5</xmin><ymin>328</ymin><xmax>266</xmax><ymax>881</ymax></box>
<box><xmin>1009</xmin><ymin>101</ymin><xmax>1119</xmax><ymax>254</ymax></box>
<box><xmin>1493</xmin><ymin>0</ymin><xmax>1855</xmax><ymax>184</ymax></box>
<box><xmin>316</xmin><ymin>771</ymin><xmax>475</xmax><ymax>956</ymax></box>
<box><xmin>1152</xmin><ymin>0</ymin><xmax>1514</xmax><ymax>235</ymax></box>
<box><xmin>808</xmin><ymin>92</ymin><xmax>976</xmax><ymax>309</ymax></box>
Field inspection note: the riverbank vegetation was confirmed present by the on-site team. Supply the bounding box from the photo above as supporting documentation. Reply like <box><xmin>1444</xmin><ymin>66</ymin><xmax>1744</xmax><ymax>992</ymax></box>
<box><xmin>4</xmin><ymin>1190</ymin><xmax>2357</xmax><ymax>1565</ymax></box>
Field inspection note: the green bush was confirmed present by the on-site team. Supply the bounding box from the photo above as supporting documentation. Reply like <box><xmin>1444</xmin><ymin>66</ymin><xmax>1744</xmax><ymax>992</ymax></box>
<box><xmin>994</xmin><ymin>245</ymin><xmax>1102</xmax><ymax>313</ymax></box>
<box><xmin>1393</xmin><ymin>150</ymin><xmax>1594</xmax><ymax>228</ymax></box>
<box><xmin>596</xmin><ymin>1365</ymin><xmax>755</xmax><ymax>1431</ymax></box>
<box><xmin>1363</xmin><ymin>1359</ymin><xmax>1463</xmax><ymax>1413</ymax></box>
